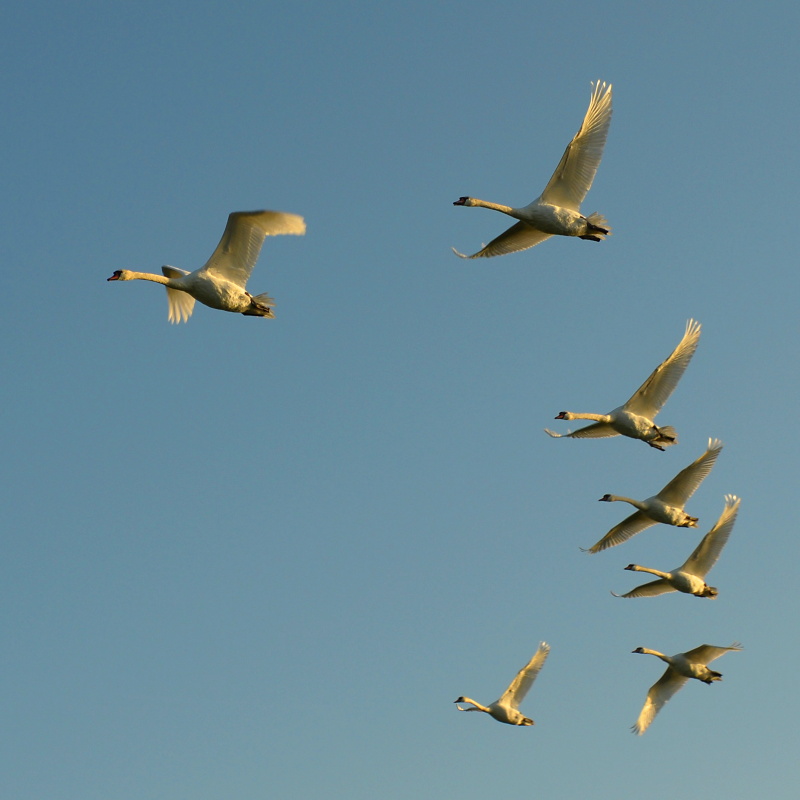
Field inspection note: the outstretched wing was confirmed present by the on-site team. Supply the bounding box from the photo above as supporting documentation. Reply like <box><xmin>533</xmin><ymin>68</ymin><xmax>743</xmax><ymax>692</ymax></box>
<box><xmin>538</xmin><ymin>81</ymin><xmax>613</xmax><ymax>211</ymax></box>
<box><xmin>197</xmin><ymin>210</ymin><xmax>306</xmax><ymax>288</ymax></box>
<box><xmin>632</xmin><ymin>667</ymin><xmax>688</xmax><ymax>735</ymax></box>
<box><xmin>585</xmin><ymin>510</ymin><xmax>656</xmax><ymax>554</ymax></box>
<box><xmin>452</xmin><ymin>222</ymin><xmax>552</xmax><ymax>259</ymax></box>
<box><xmin>681</xmin><ymin>495</ymin><xmax>740</xmax><ymax>577</ymax></box>
<box><xmin>498</xmin><ymin>642</ymin><xmax>551</xmax><ymax>710</ymax></box>
<box><xmin>624</xmin><ymin>319</ymin><xmax>702</xmax><ymax>419</ymax></box>
<box><xmin>612</xmin><ymin>579</ymin><xmax>675</xmax><ymax>599</ymax></box>
<box><xmin>544</xmin><ymin>422</ymin><xmax>620</xmax><ymax>440</ymax></box>
<box><xmin>657</xmin><ymin>438</ymin><xmax>723</xmax><ymax>506</ymax></box>
<box><xmin>682</xmin><ymin>642</ymin><xmax>743</xmax><ymax>665</ymax></box>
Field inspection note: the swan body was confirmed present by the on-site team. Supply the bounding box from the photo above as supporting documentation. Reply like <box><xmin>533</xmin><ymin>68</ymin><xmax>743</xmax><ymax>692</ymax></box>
<box><xmin>455</xmin><ymin>642</ymin><xmax>550</xmax><ymax>726</ymax></box>
<box><xmin>452</xmin><ymin>81</ymin><xmax>612</xmax><ymax>259</ymax></box>
<box><xmin>108</xmin><ymin>209</ymin><xmax>306</xmax><ymax>323</ymax></box>
<box><xmin>545</xmin><ymin>319</ymin><xmax>701</xmax><ymax>449</ymax></box>
<box><xmin>585</xmin><ymin>438</ymin><xmax>723</xmax><ymax>553</ymax></box>
<box><xmin>631</xmin><ymin>643</ymin><xmax>742</xmax><ymax>734</ymax></box>
<box><xmin>613</xmin><ymin>495</ymin><xmax>740</xmax><ymax>598</ymax></box>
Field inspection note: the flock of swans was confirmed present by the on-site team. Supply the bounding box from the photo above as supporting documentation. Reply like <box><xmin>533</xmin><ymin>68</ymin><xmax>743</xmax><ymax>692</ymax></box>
<box><xmin>107</xmin><ymin>81</ymin><xmax>741</xmax><ymax>736</ymax></box>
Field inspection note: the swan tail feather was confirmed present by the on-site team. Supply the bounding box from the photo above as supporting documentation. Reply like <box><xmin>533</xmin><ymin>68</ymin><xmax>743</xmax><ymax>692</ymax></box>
<box><xmin>652</xmin><ymin>425</ymin><xmax>678</xmax><ymax>448</ymax></box>
<box><xmin>585</xmin><ymin>212</ymin><xmax>611</xmax><ymax>239</ymax></box>
<box><xmin>243</xmin><ymin>292</ymin><xmax>276</xmax><ymax>318</ymax></box>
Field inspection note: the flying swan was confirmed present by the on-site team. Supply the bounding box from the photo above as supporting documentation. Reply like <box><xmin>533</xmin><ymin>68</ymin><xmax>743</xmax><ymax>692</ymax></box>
<box><xmin>631</xmin><ymin>642</ymin><xmax>742</xmax><ymax>734</ymax></box>
<box><xmin>454</xmin><ymin>642</ymin><xmax>550</xmax><ymax>726</ymax></box>
<box><xmin>584</xmin><ymin>438</ymin><xmax>723</xmax><ymax>554</ymax></box>
<box><xmin>613</xmin><ymin>495</ymin><xmax>740</xmax><ymax>598</ymax></box>
<box><xmin>108</xmin><ymin>209</ymin><xmax>306</xmax><ymax>322</ymax></box>
<box><xmin>545</xmin><ymin>319</ymin><xmax>701</xmax><ymax>450</ymax></box>
<box><xmin>452</xmin><ymin>81</ymin><xmax>612</xmax><ymax>258</ymax></box>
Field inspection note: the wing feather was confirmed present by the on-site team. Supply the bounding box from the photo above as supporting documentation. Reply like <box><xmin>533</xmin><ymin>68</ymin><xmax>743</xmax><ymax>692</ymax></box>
<box><xmin>657</xmin><ymin>438</ymin><xmax>723</xmax><ymax>506</ymax></box>
<box><xmin>586</xmin><ymin>510</ymin><xmax>656</xmax><ymax>554</ymax></box>
<box><xmin>498</xmin><ymin>642</ymin><xmax>551</xmax><ymax>709</ymax></box>
<box><xmin>681</xmin><ymin>495</ymin><xmax>740</xmax><ymax>576</ymax></box>
<box><xmin>624</xmin><ymin>319</ymin><xmax>702</xmax><ymax>419</ymax></box>
<box><xmin>539</xmin><ymin>81</ymin><xmax>613</xmax><ymax>210</ymax></box>
<box><xmin>198</xmin><ymin>210</ymin><xmax>306</xmax><ymax>287</ymax></box>
<box><xmin>452</xmin><ymin>222</ymin><xmax>552</xmax><ymax>259</ymax></box>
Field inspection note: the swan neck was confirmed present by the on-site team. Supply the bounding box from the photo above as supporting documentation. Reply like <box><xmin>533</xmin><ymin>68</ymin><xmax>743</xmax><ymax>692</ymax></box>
<box><xmin>566</xmin><ymin>412</ymin><xmax>609</xmax><ymax>422</ymax></box>
<box><xmin>630</xmin><ymin>565</ymin><xmax>668</xmax><ymax>578</ymax></box>
<box><xmin>125</xmin><ymin>270</ymin><xmax>172</xmax><ymax>286</ymax></box>
<box><xmin>470</xmin><ymin>198</ymin><xmax>515</xmax><ymax>214</ymax></box>
<box><xmin>459</xmin><ymin>697</ymin><xmax>490</xmax><ymax>713</ymax></box>
<box><xmin>608</xmin><ymin>495</ymin><xmax>645</xmax><ymax>510</ymax></box>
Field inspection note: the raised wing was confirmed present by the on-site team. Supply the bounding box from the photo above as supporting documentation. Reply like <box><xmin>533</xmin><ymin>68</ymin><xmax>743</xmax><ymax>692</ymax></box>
<box><xmin>452</xmin><ymin>222</ymin><xmax>552</xmax><ymax>259</ymax></box>
<box><xmin>612</xmin><ymin>579</ymin><xmax>675</xmax><ymax>599</ymax></box>
<box><xmin>544</xmin><ymin>422</ymin><xmax>620</xmax><ymax>440</ymax></box>
<box><xmin>632</xmin><ymin>667</ymin><xmax>688</xmax><ymax>735</ymax></box>
<box><xmin>681</xmin><ymin>495</ymin><xmax>740</xmax><ymax>577</ymax></box>
<box><xmin>161</xmin><ymin>266</ymin><xmax>195</xmax><ymax>323</ymax></box>
<box><xmin>538</xmin><ymin>81</ymin><xmax>612</xmax><ymax>211</ymax></box>
<box><xmin>585</xmin><ymin>510</ymin><xmax>657</xmax><ymax>554</ymax></box>
<box><xmin>198</xmin><ymin>210</ymin><xmax>306</xmax><ymax>287</ymax></box>
<box><xmin>498</xmin><ymin>642</ymin><xmax>551</xmax><ymax>709</ymax></box>
<box><xmin>657</xmin><ymin>438</ymin><xmax>723</xmax><ymax>506</ymax></box>
<box><xmin>624</xmin><ymin>319</ymin><xmax>702</xmax><ymax>419</ymax></box>
<box><xmin>682</xmin><ymin>642</ymin><xmax>742</xmax><ymax>664</ymax></box>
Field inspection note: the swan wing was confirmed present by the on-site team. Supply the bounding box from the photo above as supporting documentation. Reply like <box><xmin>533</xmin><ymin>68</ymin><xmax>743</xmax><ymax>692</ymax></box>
<box><xmin>613</xmin><ymin>578</ymin><xmax>675</xmax><ymax>599</ymax></box>
<box><xmin>197</xmin><ymin>210</ymin><xmax>306</xmax><ymax>288</ymax></box>
<box><xmin>538</xmin><ymin>81</ymin><xmax>612</xmax><ymax>211</ymax></box>
<box><xmin>585</xmin><ymin>510</ymin><xmax>655</xmax><ymax>554</ymax></box>
<box><xmin>681</xmin><ymin>495</ymin><xmax>740</xmax><ymax>577</ymax></box>
<box><xmin>682</xmin><ymin>642</ymin><xmax>742</xmax><ymax>665</ymax></box>
<box><xmin>544</xmin><ymin>422</ymin><xmax>620</xmax><ymax>440</ymax></box>
<box><xmin>452</xmin><ymin>222</ymin><xmax>552</xmax><ymax>259</ymax></box>
<box><xmin>498</xmin><ymin>642</ymin><xmax>550</xmax><ymax>709</ymax></box>
<box><xmin>656</xmin><ymin>438</ymin><xmax>723</xmax><ymax>506</ymax></box>
<box><xmin>624</xmin><ymin>319</ymin><xmax>702</xmax><ymax>418</ymax></box>
<box><xmin>161</xmin><ymin>266</ymin><xmax>195</xmax><ymax>323</ymax></box>
<box><xmin>632</xmin><ymin>667</ymin><xmax>688</xmax><ymax>735</ymax></box>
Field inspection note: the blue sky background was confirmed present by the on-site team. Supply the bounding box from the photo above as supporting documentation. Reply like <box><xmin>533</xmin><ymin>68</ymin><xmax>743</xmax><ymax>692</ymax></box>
<box><xmin>3</xmin><ymin>2</ymin><xmax>798</xmax><ymax>798</ymax></box>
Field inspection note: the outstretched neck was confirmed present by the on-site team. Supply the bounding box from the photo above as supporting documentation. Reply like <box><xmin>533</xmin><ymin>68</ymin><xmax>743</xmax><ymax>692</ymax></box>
<box><xmin>627</xmin><ymin>564</ymin><xmax>670</xmax><ymax>579</ymax></box>
<box><xmin>562</xmin><ymin>412</ymin><xmax>611</xmax><ymax>423</ymax></box>
<box><xmin>455</xmin><ymin>696</ymin><xmax>491</xmax><ymax>713</ymax></box>
<box><xmin>118</xmin><ymin>270</ymin><xmax>172</xmax><ymax>286</ymax></box>
<box><xmin>603</xmin><ymin>495</ymin><xmax>646</xmax><ymax>511</ymax></box>
<box><xmin>466</xmin><ymin>198</ymin><xmax>516</xmax><ymax>215</ymax></box>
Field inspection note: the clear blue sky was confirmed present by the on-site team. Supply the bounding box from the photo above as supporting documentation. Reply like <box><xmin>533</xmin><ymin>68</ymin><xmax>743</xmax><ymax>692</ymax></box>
<box><xmin>3</xmin><ymin>2</ymin><xmax>798</xmax><ymax>798</ymax></box>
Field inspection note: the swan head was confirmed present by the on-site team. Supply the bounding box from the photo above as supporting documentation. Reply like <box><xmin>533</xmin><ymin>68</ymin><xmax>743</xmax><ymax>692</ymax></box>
<box><xmin>454</xmin><ymin>696</ymin><xmax>466</xmax><ymax>703</ymax></box>
<box><xmin>107</xmin><ymin>269</ymin><xmax>133</xmax><ymax>281</ymax></box>
<box><xmin>554</xmin><ymin>411</ymin><xmax>573</xmax><ymax>420</ymax></box>
<box><xmin>453</xmin><ymin>196</ymin><xmax>475</xmax><ymax>206</ymax></box>
<box><xmin>632</xmin><ymin>647</ymin><xmax>646</xmax><ymax>654</ymax></box>
<box><xmin>598</xmin><ymin>494</ymin><xmax>613</xmax><ymax>502</ymax></box>
<box><xmin>699</xmin><ymin>584</ymin><xmax>719</xmax><ymax>598</ymax></box>
<box><xmin>624</xmin><ymin>564</ymin><xmax>636</xmax><ymax>571</ymax></box>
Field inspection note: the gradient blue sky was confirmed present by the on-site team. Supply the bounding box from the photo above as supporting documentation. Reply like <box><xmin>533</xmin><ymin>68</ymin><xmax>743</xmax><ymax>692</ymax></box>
<box><xmin>3</xmin><ymin>2</ymin><xmax>798</xmax><ymax>798</ymax></box>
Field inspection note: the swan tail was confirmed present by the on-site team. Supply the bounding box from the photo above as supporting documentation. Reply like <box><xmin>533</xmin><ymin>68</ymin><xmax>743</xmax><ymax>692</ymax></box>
<box><xmin>651</xmin><ymin>425</ymin><xmax>678</xmax><ymax>448</ymax></box>
<box><xmin>243</xmin><ymin>292</ymin><xmax>276</xmax><ymax>318</ymax></box>
<box><xmin>580</xmin><ymin>212</ymin><xmax>611</xmax><ymax>241</ymax></box>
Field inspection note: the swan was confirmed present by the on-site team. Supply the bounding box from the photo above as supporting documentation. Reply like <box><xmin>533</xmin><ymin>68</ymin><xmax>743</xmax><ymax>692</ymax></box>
<box><xmin>452</xmin><ymin>81</ymin><xmax>612</xmax><ymax>259</ymax></box>
<box><xmin>613</xmin><ymin>495</ymin><xmax>740</xmax><ymax>598</ymax></box>
<box><xmin>631</xmin><ymin>642</ymin><xmax>742</xmax><ymax>734</ymax></box>
<box><xmin>107</xmin><ymin>209</ymin><xmax>306</xmax><ymax>322</ymax></box>
<box><xmin>584</xmin><ymin>438</ymin><xmax>723</xmax><ymax>554</ymax></box>
<box><xmin>454</xmin><ymin>642</ymin><xmax>550</xmax><ymax>726</ymax></box>
<box><xmin>545</xmin><ymin>319</ymin><xmax>702</xmax><ymax>450</ymax></box>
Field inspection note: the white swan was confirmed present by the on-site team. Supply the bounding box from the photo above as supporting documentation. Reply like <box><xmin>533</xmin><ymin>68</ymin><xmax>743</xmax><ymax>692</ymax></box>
<box><xmin>454</xmin><ymin>642</ymin><xmax>550</xmax><ymax>726</ymax></box>
<box><xmin>584</xmin><ymin>438</ymin><xmax>723</xmax><ymax>554</ymax></box>
<box><xmin>631</xmin><ymin>642</ymin><xmax>742</xmax><ymax>734</ymax></box>
<box><xmin>107</xmin><ymin>210</ymin><xmax>306</xmax><ymax>323</ymax></box>
<box><xmin>613</xmin><ymin>495</ymin><xmax>740</xmax><ymax>598</ymax></box>
<box><xmin>545</xmin><ymin>319</ymin><xmax>701</xmax><ymax>450</ymax></box>
<box><xmin>452</xmin><ymin>81</ymin><xmax>612</xmax><ymax>259</ymax></box>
